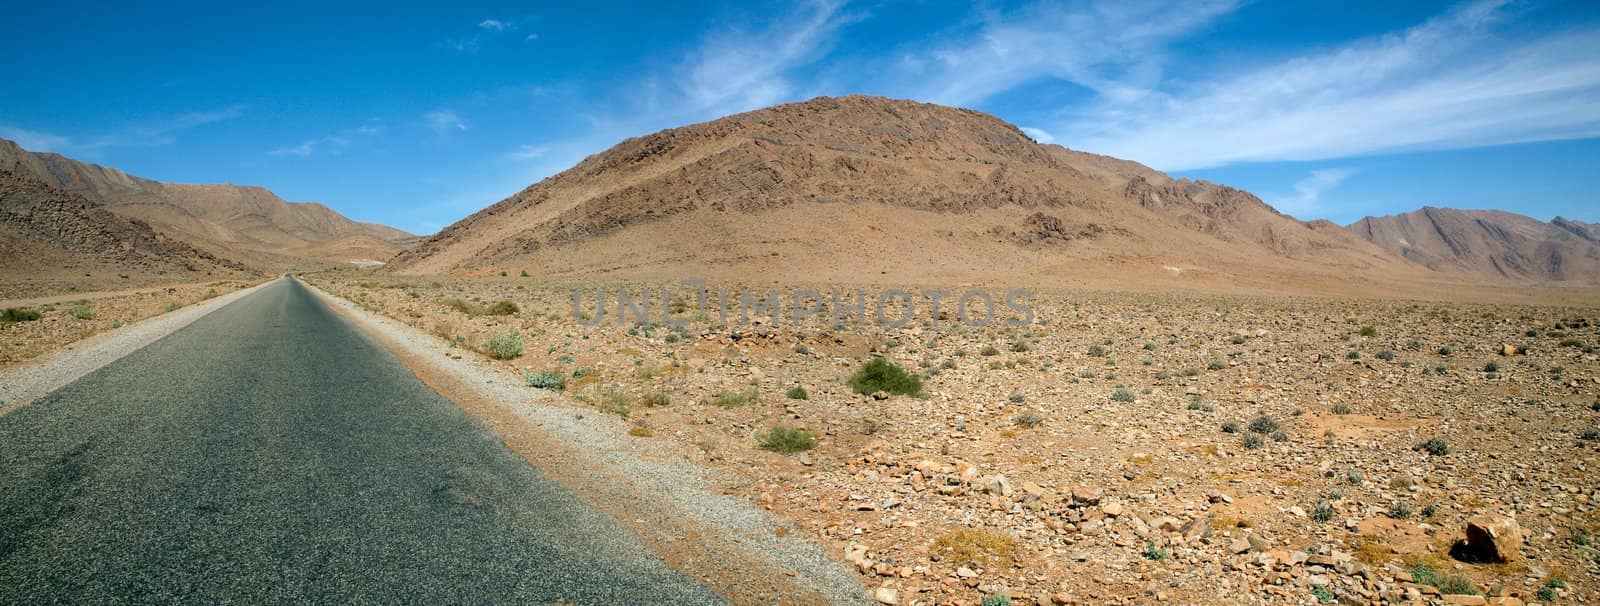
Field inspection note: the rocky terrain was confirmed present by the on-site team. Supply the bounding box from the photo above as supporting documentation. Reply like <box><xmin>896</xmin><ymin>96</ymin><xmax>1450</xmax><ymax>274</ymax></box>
<box><xmin>1350</xmin><ymin>209</ymin><xmax>1600</xmax><ymax>284</ymax></box>
<box><xmin>307</xmin><ymin>271</ymin><xmax>1600</xmax><ymax>605</ymax></box>
<box><xmin>0</xmin><ymin>137</ymin><xmax>414</xmax><ymax>269</ymax></box>
<box><xmin>387</xmin><ymin>96</ymin><xmax>1446</xmax><ymax>297</ymax></box>
<box><xmin>0</xmin><ymin>166</ymin><xmax>250</xmax><ymax>294</ymax></box>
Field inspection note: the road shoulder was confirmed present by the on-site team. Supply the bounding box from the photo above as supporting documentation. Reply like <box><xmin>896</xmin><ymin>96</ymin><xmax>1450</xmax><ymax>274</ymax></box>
<box><xmin>0</xmin><ymin>279</ymin><xmax>275</xmax><ymax>415</ymax></box>
<box><xmin>302</xmin><ymin>279</ymin><xmax>870</xmax><ymax>606</ymax></box>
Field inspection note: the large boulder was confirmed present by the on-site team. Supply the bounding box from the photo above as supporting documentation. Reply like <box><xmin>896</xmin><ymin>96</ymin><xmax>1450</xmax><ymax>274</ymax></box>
<box><xmin>1453</xmin><ymin>515</ymin><xmax>1522</xmax><ymax>563</ymax></box>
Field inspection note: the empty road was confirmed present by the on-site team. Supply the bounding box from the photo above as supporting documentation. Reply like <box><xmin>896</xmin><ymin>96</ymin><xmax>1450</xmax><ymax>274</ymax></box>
<box><xmin>0</xmin><ymin>277</ymin><xmax>722</xmax><ymax>604</ymax></box>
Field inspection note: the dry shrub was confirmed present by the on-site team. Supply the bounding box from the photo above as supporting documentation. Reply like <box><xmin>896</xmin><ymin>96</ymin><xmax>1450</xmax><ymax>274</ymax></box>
<box><xmin>931</xmin><ymin>528</ymin><xmax>1020</xmax><ymax>566</ymax></box>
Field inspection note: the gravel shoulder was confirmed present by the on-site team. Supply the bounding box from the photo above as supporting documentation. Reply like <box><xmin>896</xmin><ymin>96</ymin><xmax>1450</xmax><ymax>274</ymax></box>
<box><xmin>303</xmin><ymin>279</ymin><xmax>872</xmax><ymax>606</ymax></box>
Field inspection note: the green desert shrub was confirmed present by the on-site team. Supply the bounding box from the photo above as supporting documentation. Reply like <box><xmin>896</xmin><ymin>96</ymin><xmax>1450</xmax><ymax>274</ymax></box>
<box><xmin>786</xmin><ymin>386</ymin><xmax>809</xmax><ymax>400</ymax></box>
<box><xmin>1409</xmin><ymin>564</ymin><xmax>1477</xmax><ymax>596</ymax></box>
<box><xmin>1248</xmin><ymin>415</ymin><xmax>1280</xmax><ymax>434</ymax></box>
<box><xmin>757</xmin><ymin>425</ymin><xmax>817</xmax><ymax>453</ymax></box>
<box><xmin>847</xmin><ymin>357</ymin><xmax>922</xmax><ymax>396</ymax></box>
<box><xmin>1416</xmin><ymin>437</ymin><xmax>1450</xmax><ymax>456</ymax></box>
<box><xmin>599</xmin><ymin>389</ymin><xmax>630</xmax><ymax>417</ymax></box>
<box><xmin>1110</xmin><ymin>388</ymin><xmax>1135</xmax><ymax>403</ymax></box>
<box><xmin>1</xmin><ymin>307</ymin><xmax>41</xmax><ymax>323</ymax></box>
<box><xmin>525</xmin><ymin>370</ymin><xmax>566</xmax><ymax>390</ymax></box>
<box><xmin>483</xmin><ymin>332</ymin><xmax>524</xmax><ymax>360</ymax></box>
<box><xmin>712</xmin><ymin>388</ymin><xmax>756</xmax><ymax>409</ymax></box>
<box><xmin>1311</xmin><ymin>501</ymin><xmax>1335</xmax><ymax>522</ymax></box>
<box><xmin>1014</xmin><ymin>412</ymin><xmax>1044</xmax><ymax>428</ymax></box>
<box><xmin>67</xmin><ymin>304</ymin><xmax>93</xmax><ymax>320</ymax></box>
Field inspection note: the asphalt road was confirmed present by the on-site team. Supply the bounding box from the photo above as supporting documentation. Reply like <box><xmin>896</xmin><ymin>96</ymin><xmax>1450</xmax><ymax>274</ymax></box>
<box><xmin>0</xmin><ymin>277</ymin><xmax>722</xmax><ymax>605</ymax></box>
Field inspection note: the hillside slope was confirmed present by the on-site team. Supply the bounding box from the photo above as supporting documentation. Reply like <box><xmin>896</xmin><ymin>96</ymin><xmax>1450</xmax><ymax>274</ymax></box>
<box><xmin>0</xmin><ymin>138</ymin><xmax>413</xmax><ymax>268</ymax></box>
<box><xmin>390</xmin><ymin>95</ymin><xmax>1436</xmax><ymax>295</ymax></box>
<box><xmin>0</xmin><ymin>167</ymin><xmax>248</xmax><ymax>283</ymax></box>
<box><xmin>1349</xmin><ymin>207</ymin><xmax>1600</xmax><ymax>283</ymax></box>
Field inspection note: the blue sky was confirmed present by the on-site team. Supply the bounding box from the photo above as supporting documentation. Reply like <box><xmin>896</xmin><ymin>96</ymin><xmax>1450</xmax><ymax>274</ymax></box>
<box><xmin>1</xmin><ymin>0</ymin><xmax>1596</xmax><ymax>234</ymax></box>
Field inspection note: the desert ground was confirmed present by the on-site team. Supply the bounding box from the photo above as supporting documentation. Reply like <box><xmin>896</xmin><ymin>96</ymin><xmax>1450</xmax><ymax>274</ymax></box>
<box><xmin>0</xmin><ymin>279</ymin><xmax>261</xmax><ymax>368</ymax></box>
<box><xmin>268</xmin><ymin>269</ymin><xmax>1600</xmax><ymax>605</ymax></box>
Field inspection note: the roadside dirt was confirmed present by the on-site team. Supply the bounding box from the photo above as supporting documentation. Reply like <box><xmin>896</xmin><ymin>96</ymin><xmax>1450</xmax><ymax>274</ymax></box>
<box><xmin>304</xmin><ymin>271</ymin><xmax>1600</xmax><ymax>605</ymax></box>
<box><xmin>304</xmin><ymin>279</ymin><xmax>871</xmax><ymax>606</ymax></box>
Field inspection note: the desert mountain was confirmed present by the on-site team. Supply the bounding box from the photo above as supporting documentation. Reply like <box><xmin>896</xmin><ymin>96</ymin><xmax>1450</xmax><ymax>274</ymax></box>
<box><xmin>1349</xmin><ymin>207</ymin><xmax>1600</xmax><ymax>283</ymax></box>
<box><xmin>390</xmin><ymin>95</ymin><xmax>1440</xmax><ymax>295</ymax></box>
<box><xmin>0</xmin><ymin>166</ymin><xmax>247</xmax><ymax>282</ymax></box>
<box><xmin>0</xmin><ymin>138</ymin><xmax>414</xmax><ymax>268</ymax></box>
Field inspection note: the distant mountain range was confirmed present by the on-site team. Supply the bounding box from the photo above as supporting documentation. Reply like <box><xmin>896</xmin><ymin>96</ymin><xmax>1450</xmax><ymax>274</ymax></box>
<box><xmin>4</xmin><ymin>96</ymin><xmax>1594</xmax><ymax>296</ymax></box>
<box><xmin>0</xmin><ymin>138</ymin><xmax>414</xmax><ymax>272</ymax></box>
<box><xmin>1349</xmin><ymin>207</ymin><xmax>1600</xmax><ymax>283</ymax></box>
<box><xmin>391</xmin><ymin>95</ymin><xmax>1593</xmax><ymax>295</ymax></box>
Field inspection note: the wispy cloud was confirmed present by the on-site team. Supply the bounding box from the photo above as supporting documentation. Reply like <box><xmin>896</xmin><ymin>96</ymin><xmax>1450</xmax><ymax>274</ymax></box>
<box><xmin>425</xmin><ymin>110</ymin><xmax>469</xmax><ymax>135</ymax></box>
<box><xmin>144</xmin><ymin>106</ymin><xmax>245</xmax><ymax>135</ymax></box>
<box><xmin>508</xmin><ymin>144</ymin><xmax>548</xmax><ymax>160</ymax></box>
<box><xmin>1020</xmin><ymin>126</ymin><xmax>1056</xmax><ymax>145</ymax></box>
<box><xmin>0</xmin><ymin>125</ymin><xmax>71</xmax><ymax>152</ymax></box>
<box><xmin>675</xmin><ymin>0</ymin><xmax>860</xmax><ymax>117</ymax></box>
<box><xmin>444</xmin><ymin>17</ymin><xmax>527</xmax><ymax>53</ymax></box>
<box><xmin>269</xmin><ymin>121</ymin><xmax>384</xmax><ymax>157</ymax></box>
<box><xmin>1056</xmin><ymin>0</ymin><xmax>1600</xmax><ymax>170</ymax></box>
<box><xmin>0</xmin><ymin>106</ymin><xmax>244</xmax><ymax>156</ymax></box>
<box><xmin>1272</xmin><ymin>168</ymin><xmax>1355</xmax><ymax>218</ymax></box>
<box><xmin>893</xmin><ymin>0</ymin><xmax>1240</xmax><ymax>108</ymax></box>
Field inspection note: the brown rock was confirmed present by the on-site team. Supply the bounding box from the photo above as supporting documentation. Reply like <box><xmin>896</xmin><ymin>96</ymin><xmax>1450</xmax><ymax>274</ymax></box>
<box><xmin>1458</xmin><ymin>515</ymin><xmax>1522</xmax><ymax>563</ymax></box>
<box><xmin>1071</xmin><ymin>486</ymin><xmax>1103</xmax><ymax>505</ymax></box>
<box><xmin>873</xmin><ymin>586</ymin><xmax>898</xmax><ymax>604</ymax></box>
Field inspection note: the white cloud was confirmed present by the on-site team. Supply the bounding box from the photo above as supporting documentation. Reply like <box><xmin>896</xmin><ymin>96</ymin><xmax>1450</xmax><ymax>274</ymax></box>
<box><xmin>0</xmin><ymin>125</ymin><xmax>71</xmax><ymax>152</ymax></box>
<box><xmin>508</xmin><ymin>144</ymin><xmax>548</xmax><ymax>160</ymax></box>
<box><xmin>425</xmin><ymin>110</ymin><xmax>469</xmax><ymax>135</ymax></box>
<box><xmin>677</xmin><ymin>0</ymin><xmax>859</xmax><ymax>117</ymax></box>
<box><xmin>1</xmin><ymin>106</ymin><xmax>244</xmax><ymax>156</ymax></box>
<box><xmin>479</xmin><ymin>19</ymin><xmax>511</xmax><ymax>32</ymax></box>
<box><xmin>151</xmin><ymin>106</ymin><xmax>245</xmax><ymax>133</ymax></box>
<box><xmin>269</xmin><ymin>121</ymin><xmax>384</xmax><ymax>158</ymax></box>
<box><xmin>1272</xmin><ymin>168</ymin><xmax>1355</xmax><ymax>218</ymax></box>
<box><xmin>1020</xmin><ymin>126</ymin><xmax>1056</xmax><ymax>145</ymax></box>
<box><xmin>1056</xmin><ymin>0</ymin><xmax>1600</xmax><ymax>170</ymax></box>
<box><xmin>893</xmin><ymin>0</ymin><xmax>1242</xmax><ymax>108</ymax></box>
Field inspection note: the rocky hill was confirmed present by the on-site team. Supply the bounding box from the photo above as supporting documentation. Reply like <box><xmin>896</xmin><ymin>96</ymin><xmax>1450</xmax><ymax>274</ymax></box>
<box><xmin>1349</xmin><ymin>207</ymin><xmax>1600</xmax><ymax>283</ymax></box>
<box><xmin>390</xmin><ymin>95</ymin><xmax>1435</xmax><ymax>295</ymax></box>
<box><xmin>0</xmin><ymin>138</ymin><xmax>414</xmax><ymax>269</ymax></box>
<box><xmin>0</xmin><ymin>167</ymin><xmax>247</xmax><ymax>281</ymax></box>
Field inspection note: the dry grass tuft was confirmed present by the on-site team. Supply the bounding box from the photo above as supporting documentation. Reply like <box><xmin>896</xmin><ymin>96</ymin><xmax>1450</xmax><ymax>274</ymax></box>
<box><xmin>931</xmin><ymin>528</ymin><xmax>1020</xmax><ymax>566</ymax></box>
